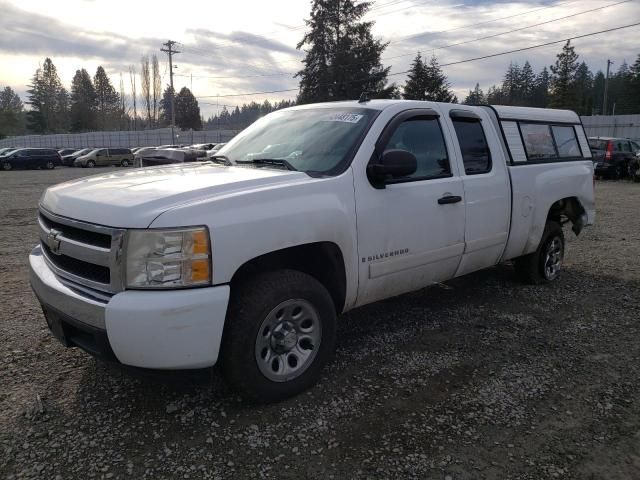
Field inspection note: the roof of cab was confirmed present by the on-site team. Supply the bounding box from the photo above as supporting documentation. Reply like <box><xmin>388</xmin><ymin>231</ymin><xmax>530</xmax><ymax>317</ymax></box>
<box><xmin>489</xmin><ymin>105</ymin><xmax>580</xmax><ymax>124</ymax></box>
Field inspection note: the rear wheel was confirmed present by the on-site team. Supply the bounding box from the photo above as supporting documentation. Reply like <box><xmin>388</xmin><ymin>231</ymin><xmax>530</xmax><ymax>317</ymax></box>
<box><xmin>514</xmin><ymin>221</ymin><xmax>565</xmax><ymax>284</ymax></box>
<box><xmin>221</xmin><ymin>270</ymin><xmax>336</xmax><ymax>403</ymax></box>
<box><xmin>121</xmin><ymin>159</ymin><xmax>130</xmax><ymax>167</ymax></box>
<box><xmin>2</xmin><ymin>161</ymin><xmax>12</xmax><ymax>171</ymax></box>
<box><xmin>628</xmin><ymin>160</ymin><xmax>639</xmax><ymax>182</ymax></box>
<box><xmin>87</xmin><ymin>160</ymin><xmax>95</xmax><ymax>168</ymax></box>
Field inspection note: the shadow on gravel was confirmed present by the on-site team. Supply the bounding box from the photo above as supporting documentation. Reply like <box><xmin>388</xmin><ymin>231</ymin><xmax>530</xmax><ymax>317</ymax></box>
<box><xmin>68</xmin><ymin>261</ymin><xmax>638</xmax><ymax>408</ymax></box>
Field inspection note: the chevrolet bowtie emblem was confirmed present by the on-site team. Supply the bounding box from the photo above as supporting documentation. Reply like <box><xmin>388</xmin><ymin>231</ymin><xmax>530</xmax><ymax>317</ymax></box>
<box><xmin>47</xmin><ymin>228</ymin><xmax>62</xmax><ymax>255</ymax></box>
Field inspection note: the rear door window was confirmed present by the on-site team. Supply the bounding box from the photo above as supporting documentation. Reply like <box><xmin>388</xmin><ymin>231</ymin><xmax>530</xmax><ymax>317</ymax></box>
<box><xmin>551</xmin><ymin>126</ymin><xmax>581</xmax><ymax>157</ymax></box>
<box><xmin>451</xmin><ymin>118</ymin><xmax>491</xmax><ymax>174</ymax></box>
<box><xmin>616</xmin><ymin>140</ymin><xmax>631</xmax><ymax>153</ymax></box>
<box><xmin>520</xmin><ymin>123</ymin><xmax>556</xmax><ymax>160</ymax></box>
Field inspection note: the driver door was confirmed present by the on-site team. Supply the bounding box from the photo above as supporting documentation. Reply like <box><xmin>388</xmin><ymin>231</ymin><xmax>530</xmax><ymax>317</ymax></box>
<box><xmin>354</xmin><ymin>109</ymin><xmax>466</xmax><ymax>306</ymax></box>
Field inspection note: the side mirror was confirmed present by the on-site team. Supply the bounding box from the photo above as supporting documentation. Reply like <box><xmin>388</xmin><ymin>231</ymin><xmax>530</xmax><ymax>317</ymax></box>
<box><xmin>367</xmin><ymin>149</ymin><xmax>417</xmax><ymax>189</ymax></box>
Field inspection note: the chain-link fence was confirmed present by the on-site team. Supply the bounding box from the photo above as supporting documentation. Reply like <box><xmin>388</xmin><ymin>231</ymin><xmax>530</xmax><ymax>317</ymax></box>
<box><xmin>0</xmin><ymin>128</ymin><xmax>239</xmax><ymax>149</ymax></box>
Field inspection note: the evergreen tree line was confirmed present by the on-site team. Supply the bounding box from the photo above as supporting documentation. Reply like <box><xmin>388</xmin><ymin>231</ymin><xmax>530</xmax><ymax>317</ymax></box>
<box><xmin>463</xmin><ymin>41</ymin><xmax>640</xmax><ymax>115</ymax></box>
<box><xmin>0</xmin><ymin>56</ymin><xmax>203</xmax><ymax>138</ymax></box>
<box><xmin>203</xmin><ymin>100</ymin><xmax>296</xmax><ymax>131</ymax></box>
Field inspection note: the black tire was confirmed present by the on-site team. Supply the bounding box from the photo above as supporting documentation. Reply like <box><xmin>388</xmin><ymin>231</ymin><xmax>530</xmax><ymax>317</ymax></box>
<box><xmin>2</xmin><ymin>161</ymin><xmax>12</xmax><ymax>171</ymax></box>
<box><xmin>220</xmin><ymin>269</ymin><xmax>336</xmax><ymax>403</ymax></box>
<box><xmin>629</xmin><ymin>161</ymin><xmax>640</xmax><ymax>182</ymax></box>
<box><xmin>87</xmin><ymin>160</ymin><xmax>95</xmax><ymax>168</ymax></box>
<box><xmin>514</xmin><ymin>221</ymin><xmax>565</xmax><ymax>285</ymax></box>
<box><xmin>121</xmin><ymin>159</ymin><xmax>130</xmax><ymax>167</ymax></box>
<box><xmin>45</xmin><ymin>160</ymin><xmax>55</xmax><ymax>170</ymax></box>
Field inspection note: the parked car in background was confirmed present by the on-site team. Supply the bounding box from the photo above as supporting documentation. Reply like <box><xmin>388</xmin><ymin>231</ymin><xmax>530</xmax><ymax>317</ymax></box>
<box><xmin>74</xmin><ymin>148</ymin><xmax>134</xmax><ymax>168</ymax></box>
<box><xmin>58</xmin><ymin>149</ymin><xmax>77</xmax><ymax>157</ymax></box>
<box><xmin>0</xmin><ymin>147</ymin><xmax>17</xmax><ymax>156</ymax></box>
<box><xmin>589</xmin><ymin>137</ymin><xmax>640</xmax><ymax>179</ymax></box>
<box><xmin>206</xmin><ymin>143</ymin><xmax>226</xmax><ymax>158</ymax></box>
<box><xmin>140</xmin><ymin>148</ymin><xmax>201</xmax><ymax>167</ymax></box>
<box><xmin>1</xmin><ymin>148</ymin><xmax>61</xmax><ymax>171</ymax></box>
<box><xmin>630</xmin><ymin>152</ymin><xmax>640</xmax><ymax>183</ymax></box>
<box><xmin>61</xmin><ymin>148</ymin><xmax>93</xmax><ymax>166</ymax></box>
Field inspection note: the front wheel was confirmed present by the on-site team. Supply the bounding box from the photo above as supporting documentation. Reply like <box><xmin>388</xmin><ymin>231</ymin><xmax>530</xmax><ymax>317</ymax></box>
<box><xmin>514</xmin><ymin>221</ymin><xmax>565</xmax><ymax>284</ymax></box>
<box><xmin>86</xmin><ymin>160</ymin><xmax>95</xmax><ymax>168</ymax></box>
<box><xmin>45</xmin><ymin>160</ymin><xmax>55</xmax><ymax>170</ymax></box>
<box><xmin>121</xmin><ymin>159</ymin><xmax>130</xmax><ymax>167</ymax></box>
<box><xmin>221</xmin><ymin>270</ymin><xmax>336</xmax><ymax>402</ymax></box>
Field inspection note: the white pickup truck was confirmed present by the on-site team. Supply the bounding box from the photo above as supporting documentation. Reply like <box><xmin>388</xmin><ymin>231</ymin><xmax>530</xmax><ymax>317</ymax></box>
<box><xmin>29</xmin><ymin>100</ymin><xmax>595</xmax><ymax>401</ymax></box>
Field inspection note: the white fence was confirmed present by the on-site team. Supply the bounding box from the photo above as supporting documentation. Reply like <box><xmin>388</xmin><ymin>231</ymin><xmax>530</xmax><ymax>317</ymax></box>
<box><xmin>0</xmin><ymin>128</ymin><xmax>239</xmax><ymax>149</ymax></box>
<box><xmin>3</xmin><ymin>115</ymin><xmax>639</xmax><ymax>149</ymax></box>
<box><xmin>581</xmin><ymin>115</ymin><xmax>640</xmax><ymax>139</ymax></box>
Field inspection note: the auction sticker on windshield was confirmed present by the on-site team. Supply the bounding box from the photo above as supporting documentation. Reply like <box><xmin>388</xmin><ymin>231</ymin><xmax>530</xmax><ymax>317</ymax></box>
<box><xmin>326</xmin><ymin>113</ymin><xmax>364</xmax><ymax>123</ymax></box>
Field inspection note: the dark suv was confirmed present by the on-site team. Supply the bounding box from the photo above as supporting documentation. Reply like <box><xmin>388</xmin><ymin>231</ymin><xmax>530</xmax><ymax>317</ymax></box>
<box><xmin>589</xmin><ymin>137</ymin><xmax>640</xmax><ymax>179</ymax></box>
<box><xmin>0</xmin><ymin>148</ymin><xmax>62</xmax><ymax>171</ymax></box>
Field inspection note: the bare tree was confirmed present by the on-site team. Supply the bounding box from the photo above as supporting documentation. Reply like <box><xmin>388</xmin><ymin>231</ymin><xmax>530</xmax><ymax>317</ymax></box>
<box><xmin>152</xmin><ymin>54</ymin><xmax>161</xmax><ymax>128</ymax></box>
<box><xmin>119</xmin><ymin>73</ymin><xmax>127</xmax><ymax>130</ymax></box>
<box><xmin>140</xmin><ymin>55</ymin><xmax>151</xmax><ymax>128</ymax></box>
<box><xmin>128</xmin><ymin>65</ymin><xmax>137</xmax><ymax>130</ymax></box>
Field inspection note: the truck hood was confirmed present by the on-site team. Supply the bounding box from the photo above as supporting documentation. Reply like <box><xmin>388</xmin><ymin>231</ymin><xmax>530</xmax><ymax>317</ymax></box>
<box><xmin>40</xmin><ymin>163</ymin><xmax>308</xmax><ymax>227</ymax></box>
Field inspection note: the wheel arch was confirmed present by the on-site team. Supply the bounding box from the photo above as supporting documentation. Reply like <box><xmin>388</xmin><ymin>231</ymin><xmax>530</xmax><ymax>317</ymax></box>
<box><xmin>546</xmin><ymin>196</ymin><xmax>587</xmax><ymax>236</ymax></box>
<box><xmin>229</xmin><ymin>241</ymin><xmax>347</xmax><ymax>314</ymax></box>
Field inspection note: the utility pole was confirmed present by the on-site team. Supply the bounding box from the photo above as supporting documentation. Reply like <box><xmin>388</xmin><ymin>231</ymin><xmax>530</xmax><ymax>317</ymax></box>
<box><xmin>161</xmin><ymin>40</ymin><xmax>180</xmax><ymax>140</ymax></box>
<box><xmin>603</xmin><ymin>59</ymin><xmax>612</xmax><ymax>116</ymax></box>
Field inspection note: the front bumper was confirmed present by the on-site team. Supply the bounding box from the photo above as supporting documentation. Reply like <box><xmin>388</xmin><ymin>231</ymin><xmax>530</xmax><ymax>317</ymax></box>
<box><xmin>29</xmin><ymin>245</ymin><xmax>230</xmax><ymax>369</ymax></box>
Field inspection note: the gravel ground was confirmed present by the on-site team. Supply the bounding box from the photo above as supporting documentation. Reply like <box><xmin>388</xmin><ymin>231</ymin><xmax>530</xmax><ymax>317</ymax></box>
<box><xmin>1</xmin><ymin>167</ymin><xmax>639</xmax><ymax>479</ymax></box>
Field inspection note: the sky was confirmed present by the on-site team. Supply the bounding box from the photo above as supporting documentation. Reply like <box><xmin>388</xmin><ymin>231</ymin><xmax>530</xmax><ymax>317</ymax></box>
<box><xmin>0</xmin><ymin>0</ymin><xmax>639</xmax><ymax>118</ymax></box>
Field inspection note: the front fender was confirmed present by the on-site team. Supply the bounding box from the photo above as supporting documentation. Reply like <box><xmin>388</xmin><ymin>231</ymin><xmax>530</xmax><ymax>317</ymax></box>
<box><xmin>150</xmin><ymin>170</ymin><xmax>359</xmax><ymax>310</ymax></box>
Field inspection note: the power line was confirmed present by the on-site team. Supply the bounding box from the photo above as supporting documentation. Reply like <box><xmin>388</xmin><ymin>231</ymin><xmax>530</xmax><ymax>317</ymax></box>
<box><xmin>174</xmin><ymin>0</ymin><xmax>583</xmax><ymax>76</ymax></box>
<box><xmin>194</xmin><ymin>21</ymin><xmax>640</xmax><ymax>99</ymax></box>
<box><xmin>172</xmin><ymin>0</ymin><xmax>630</xmax><ymax>82</ymax></box>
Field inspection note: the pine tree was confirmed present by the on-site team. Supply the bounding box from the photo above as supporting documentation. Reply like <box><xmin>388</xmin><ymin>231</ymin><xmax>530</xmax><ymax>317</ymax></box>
<box><xmin>502</xmin><ymin>62</ymin><xmax>522</xmax><ymax>105</ymax></box>
<box><xmin>628</xmin><ymin>54</ymin><xmax>640</xmax><ymax>113</ymax></box>
<box><xmin>94</xmin><ymin>66</ymin><xmax>120</xmax><ymax>130</ymax></box>
<box><xmin>519</xmin><ymin>61</ymin><xmax>536</xmax><ymax>106</ymax></box>
<box><xmin>159</xmin><ymin>85</ymin><xmax>174</xmax><ymax>127</ymax></box>
<box><xmin>0</xmin><ymin>86</ymin><xmax>25</xmax><ymax>137</ymax></box>
<box><xmin>463</xmin><ymin>83</ymin><xmax>486</xmax><ymax>105</ymax></box>
<box><xmin>532</xmin><ymin>67</ymin><xmax>551</xmax><ymax>107</ymax></box>
<box><xmin>549</xmin><ymin>40</ymin><xmax>579</xmax><ymax>109</ymax></box>
<box><xmin>175</xmin><ymin>87</ymin><xmax>202</xmax><ymax>130</ymax></box>
<box><xmin>26</xmin><ymin>58</ymin><xmax>67</xmax><ymax>133</ymax></box>
<box><xmin>573</xmin><ymin>62</ymin><xmax>594</xmax><ymax>116</ymax></box>
<box><xmin>70</xmin><ymin>69</ymin><xmax>97</xmax><ymax>132</ymax></box>
<box><xmin>402</xmin><ymin>52</ymin><xmax>427</xmax><ymax>100</ymax></box>
<box><xmin>404</xmin><ymin>55</ymin><xmax>456</xmax><ymax>102</ymax></box>
<box><xmin>296</xmin><ymin>0</ymin><xmax>396</xmax><ymax>103</ymax></box>
<box><xmin>486</xmin><ymin>85</ymin><xmax>505</xmax><ymax>104</ymax></box>
<box><xmin>592</xmin><ymin>70</ymin><xmax>606</xmax><ymax>114</ymax></box>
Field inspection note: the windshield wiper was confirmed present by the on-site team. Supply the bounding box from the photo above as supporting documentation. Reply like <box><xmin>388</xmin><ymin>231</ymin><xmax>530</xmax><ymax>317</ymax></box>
<box><xmin>208</xmin><ymin>155</ymin><xmax>232</xmax><ymax>166</ymax></box>
<box><xmin>236</xmin><ymin>158</ymin><xmax>298</xmax><ymax>171</ymax></box>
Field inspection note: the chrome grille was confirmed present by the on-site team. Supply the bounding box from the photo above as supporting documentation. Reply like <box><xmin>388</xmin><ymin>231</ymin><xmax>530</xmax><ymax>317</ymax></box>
<box><xmin>38</xmin><ymin>207</ymin><xmax>125</xmax><ymax>294</ymax></box>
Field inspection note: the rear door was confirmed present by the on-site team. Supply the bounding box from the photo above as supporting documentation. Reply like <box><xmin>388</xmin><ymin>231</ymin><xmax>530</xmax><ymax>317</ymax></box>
<box><xmin>441</xmin><ymin>106</ymin><xmax>511</xmax><ymax>276</ymax></box>
<box><xmin>354</xmin><ymin>107</ymin><xmax>466</xmax><ymax>306</ymax></box>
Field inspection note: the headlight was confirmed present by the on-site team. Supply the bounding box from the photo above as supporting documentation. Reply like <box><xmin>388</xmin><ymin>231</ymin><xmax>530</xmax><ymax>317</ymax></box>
<box><xmin>125</xmin><ymin>227</ymin><xmax>211</xmax><ymax>288</ymax></box>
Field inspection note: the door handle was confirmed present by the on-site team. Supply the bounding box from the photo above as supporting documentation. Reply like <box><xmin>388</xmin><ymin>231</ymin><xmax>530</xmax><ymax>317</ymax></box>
<box><xmin>438</xmin><ymin>195</ymin><xmax>462</xmax><ymax>205</ymax></box>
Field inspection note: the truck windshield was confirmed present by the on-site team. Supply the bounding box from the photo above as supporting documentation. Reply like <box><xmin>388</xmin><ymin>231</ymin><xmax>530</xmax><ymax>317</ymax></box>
<box><xmin>218</xmin><ymin>107</ymin><xmax>377</xmax><ymax>175</ymax></box>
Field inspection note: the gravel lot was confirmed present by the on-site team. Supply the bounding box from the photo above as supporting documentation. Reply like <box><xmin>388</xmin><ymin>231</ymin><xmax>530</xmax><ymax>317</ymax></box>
<box><xmin>1</xmin><ymin>167</ymin><xmax>639</xmax><ymax>479</ymax></box>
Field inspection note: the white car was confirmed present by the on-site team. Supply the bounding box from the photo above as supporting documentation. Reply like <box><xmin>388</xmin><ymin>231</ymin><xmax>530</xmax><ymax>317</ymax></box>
<box><xmin>29</xmin><ymin>100</ymin><xmax>595</xmax><ymax>401</ymax></box>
